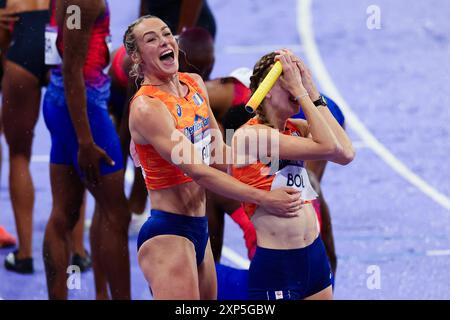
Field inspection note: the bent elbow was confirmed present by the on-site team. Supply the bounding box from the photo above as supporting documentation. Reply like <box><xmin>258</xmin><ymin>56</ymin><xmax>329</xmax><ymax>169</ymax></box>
<box><xmin>184</xmin><ymin>164</ymin><xmax>211</xmax><ymax>183</ymax></box>
<box><xmin>346</xmin><ymin>147</ymin><xmax>356</xmax><ymax>163</ymax></box>
<box><xmin>185</xmin><ymin>167</ymin><xmax>203</xmax><ymax>182</ymax></box>
<box><xmin>335</xmin><ymin>146</ymin><xmax>356</xmax><ymax>165</ymax></box>
<box><xmin>324</xmin><ymin>142</ymin><xmax>341</xmax><ymax>160</ymax></box>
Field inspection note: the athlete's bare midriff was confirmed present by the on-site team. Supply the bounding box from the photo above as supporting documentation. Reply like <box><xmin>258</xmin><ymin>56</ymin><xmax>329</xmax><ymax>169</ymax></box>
<box><xmin>148</xmin><ymin>180</ymin><xmax>207</xmax><ymax>217</ymax></box>
<box><xmin>251</xmin><ymin>203</ymin><xmax>319</xmax><ymax>250</ymax></box>
<box><xmin>7</xmin><ymin>0</ymin><xmax>49</xmax><ymax>12</ymax></box>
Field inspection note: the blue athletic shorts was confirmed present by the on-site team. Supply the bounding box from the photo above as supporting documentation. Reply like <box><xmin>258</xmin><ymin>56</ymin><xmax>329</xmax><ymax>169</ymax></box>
<box><xmin>137</xmin><ymin>209</ymin><xmax>209</xmax><ymax>266</ymax></box>
<box><xmin>216</xmin><ymin>263</ymin><xmax>249</xmax><ymax>300</ymax></box>
<box><xmin>248</xmin><ymin>236</ymin><xmax>333</xmax><ymax>300</ymax></box>
<box><xmin>43</xmin><ymin>81</ymin><xmax>123</xmax><ymax>177</ymax></box>
<box><xmin>292</xmin><ymin>94</ymin><xmax>345</xmax><ymax>127</ymax></box>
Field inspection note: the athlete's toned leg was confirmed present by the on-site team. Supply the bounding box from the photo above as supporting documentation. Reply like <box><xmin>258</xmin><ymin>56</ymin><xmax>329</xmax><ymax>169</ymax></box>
<box><xmin>198</xmin><ymin>240</ymin><xmax>217</xmax><ymax>299</ymax></box>
<box><xmin>71</xmin><ymin>193</ymin><xmax>86</xmax><ymax>255</ymax></box>
<box><xmin>2</xmin><ymin>60</ymin><xmax>41</xmax><ymax>260</ymax></box>
<box><xmin>206</xmin><ymin>191</ymin><xmax>225</xmax><ymax>262</ymax></box>
<box><xmin>89</xmin><ymin>203</ymin><xmax>109</xmax><ymax>299</ymax></box>
<box><xmin>306</xmin><ymin>164</ymin><xmax>337</xmax><ymax>275</ymax></box>
<box><xmin>87</xmin><ymin>170</ymin><xmax>131</xmax><ymax>300</ymax></box>
<box><xmin>0</xmin><ymin>111</ymin><xmax>17</xmax><ymax>249</ymax></box>
<box><xmin>318</xmin><ymin>190</ymin><xmax>337</xmax><ymax>275</ymax></box>
<box><xmin>43</xmin><ymin>164</ymin><xmax>85</xmax><ymax>299</ymax></box>
<box><xmin>70</xmin><ymin>192</ymin><xmax>92</xmax><ymax>272</ymax></box>
<box><xmin>138</xmin><ymin>235</ymin><xmax>200</xmax><ymax>299</ymax></box>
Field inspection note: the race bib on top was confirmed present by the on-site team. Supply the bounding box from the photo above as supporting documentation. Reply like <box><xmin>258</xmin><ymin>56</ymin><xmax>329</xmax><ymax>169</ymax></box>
<box><xmin>193</xmin><ymin>130</ymin><xmax>211</xmax><ymax>165</ymax></box>
<box><xmin>45</xmin><ymin>25</ymin><xmax>62</xmax><ymax>65</ymax></box>
<box><xmin>270</xmin><ymin>162</ymin><xmax>318</xmax><ymax>201</ymax></box>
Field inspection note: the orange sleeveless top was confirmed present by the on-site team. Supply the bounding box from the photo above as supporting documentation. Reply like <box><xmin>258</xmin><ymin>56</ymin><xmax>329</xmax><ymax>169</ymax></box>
<box><xmin>231</xmin><ymin>118</ymin><xmax>318</xmax><ymax>218</ymax></box>
<box><xmin>131</xmin><ymin>73</ymin><xmax>211</xmax><ymax>190</ymax></box>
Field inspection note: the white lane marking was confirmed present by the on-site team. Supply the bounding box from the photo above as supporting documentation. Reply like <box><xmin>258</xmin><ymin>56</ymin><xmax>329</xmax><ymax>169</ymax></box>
<box><xmin>222</xmin><ymin>44</ymin><xmax>303</xmax><ymax>55</ymax></box>
<box><xmin>352</xmin><ymin>141</ymin><xmax>368</xmax><ymax>149</ymax></box>
<box><xmin>222</xmin><ymin>245</ymin><xmax>250</xmax><ymax>269</ymax></box>
<box><xmin>297</xmin><ymin>0</ymin><xmax>450</xmax><ymax>211</ymax></box>
<box><xmin>426</xmin><ymin>249</ymin><xmax>450</xmax><ymax>256</ymax></box>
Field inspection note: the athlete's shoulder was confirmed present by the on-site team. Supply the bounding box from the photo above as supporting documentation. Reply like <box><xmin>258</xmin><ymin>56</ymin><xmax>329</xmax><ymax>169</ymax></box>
<box><xmin>233</xmin><ymin>119</ymin><xmax>274</xmax><ymax>145</ymax></box>
<box><xmin>131</xmin><ymin>95</ymin><xmax>166</xmax><ymax>116</ymax></box>
<box><xmin>185</xmin><ymin>72</ymin><xmax>203</xmax><ymax>84</ymax></box>
<box><xmin>183</xmin><ymin>72</ymin><xmax>207</xmax><ymax>95</ymax></box>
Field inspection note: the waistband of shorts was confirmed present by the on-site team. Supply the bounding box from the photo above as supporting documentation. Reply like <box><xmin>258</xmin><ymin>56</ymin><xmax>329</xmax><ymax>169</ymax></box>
<box><xmin>150</xmin><ymin>209</ymin><xmax>208</xmax><ymax>226</ymax></box>
<box><xmin>46</xmin><ymin>74</ymin><xmax>110</xmax><ymax>109</ymax></box>
<box><xmin>255</xmin><ymin>236</ymin><xmax>321</xmax><ymax>257</ymax></box>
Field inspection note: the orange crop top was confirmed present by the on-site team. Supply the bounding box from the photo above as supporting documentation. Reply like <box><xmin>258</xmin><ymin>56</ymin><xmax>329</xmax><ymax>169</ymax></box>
<box><xmin>231</xmin><ymin>118</ymin><xmax>318</xmax><ymax>218</ymax></box>
<box><xmin>131</xmin><ymin>73</ymin><xmax>211</xmax><ymax>190</ymax></box>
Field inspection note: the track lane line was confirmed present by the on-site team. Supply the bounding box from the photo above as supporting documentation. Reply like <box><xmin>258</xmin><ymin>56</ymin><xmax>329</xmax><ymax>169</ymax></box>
<box><xmin>297</xmin><ymin>0</ymin><xmax>450</xmax><ymax>211</ymax></box>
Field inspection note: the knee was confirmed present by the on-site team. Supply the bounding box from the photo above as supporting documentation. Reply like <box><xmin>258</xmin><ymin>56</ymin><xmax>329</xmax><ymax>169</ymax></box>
<box><xmin>50</xmin><ymin>205</ymin><xmax>81</xmax><ymax>232</ymax></box>
<box><xmin>66</xmin><ymin>208</ymin><xmax>81</xmax><ymax>230</ymax></box>
<box><xmin>151</xmin><ymin>273</ymin><xmax>200</xmax><ymax>299</ymax></box>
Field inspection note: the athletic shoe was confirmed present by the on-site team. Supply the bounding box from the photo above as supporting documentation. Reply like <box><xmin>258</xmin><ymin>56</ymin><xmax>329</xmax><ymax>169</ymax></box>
<box><xmin>4</xmin><ymin>250</ymin><xmax>34</xmax><ymax>274</ymax></box>
<box><xmin>71</xmin><ymin>250</ymin><xmax>92</xmax><ymax>273</ymax></box>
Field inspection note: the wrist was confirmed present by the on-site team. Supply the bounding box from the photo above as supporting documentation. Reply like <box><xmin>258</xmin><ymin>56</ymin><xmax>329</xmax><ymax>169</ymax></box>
<box><xmin>251</xmin><ymin>189</ymin><xmax>265</xmax><ymax>206</ymax></box>
<box><xmin>312</xmin><ymin>95</ymin><xmax>328</xmax><ymax>108</ymax></box>
<box><xmin>309</xmin><ymin>91</ymin><xmax>321</xmax><ymax>102</ymax></box>
<box><xmin>292</xmin><ymin>86</ymin><xmax>308</xmax><ymax>98</ymax></box>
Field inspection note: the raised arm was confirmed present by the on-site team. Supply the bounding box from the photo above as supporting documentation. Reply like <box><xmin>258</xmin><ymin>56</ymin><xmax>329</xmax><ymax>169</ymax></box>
<box><xmin>177</xmin><ymin>0</ymin><xmax>203</xmax><ymax>34</ymax></box>
<box><xmin>233</xmin><ymin>50</ymin><xmax>343</xmax><ymax>163</ymax></box>
<box><xmin>296</xmin><ymin>59</ymin><xmax>355</xmax><ymax>165</ymax></box>
<box><xmin>129</xmin><ymin>95</ymin><xmax>303</xmax><ymax>217</ymax></box>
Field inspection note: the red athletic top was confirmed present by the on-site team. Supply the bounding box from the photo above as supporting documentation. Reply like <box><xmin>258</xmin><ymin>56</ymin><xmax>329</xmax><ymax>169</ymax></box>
<box><xmin>111</xmin><ymin>45</ymin><xmax>129</xmax><ymax>88</ymax></box>
<box><xmin>131</xmin><ymin>73</ymin><xmax>211</xmax><ymax>190</ymax></box>
<box><xmin>50</xmin><ymin>0</ymin><xmax>111</xmax><ymax>87</ymax></box>
<box><xmin>231</xmin><ymin>79</ymin><xmax>251</xmax><ymax>107</ymax></box>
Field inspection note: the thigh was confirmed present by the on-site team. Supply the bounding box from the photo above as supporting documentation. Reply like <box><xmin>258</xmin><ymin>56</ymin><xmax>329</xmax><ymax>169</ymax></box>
<box><xmin>2</xmin><ymin>61</ymin><xmax>41</xmax><ymax>153</ymax></box>
<box><xmin>305</xmin><ymin>285</ymin><xmax>333</xmax><ymax>300</ymax></box>
<box><xmin>42</xmin><ymin>88</ymin><xmax>77</xmax><ymax>167</ymax></box>
<box><xmin>86</xmin><ymin>170</ymin><xmax>129</xmax><ymax>226</ymax></box>
<box><xmin>88</xmin><ymin>107</ymin><xmax>124</xmax><ymax>176</ymax></box>
<box><xmin>138</xmin><ymin>235</ymin><xmax>200</xmax><ymax>300</ymax></box>
<box><xmin>198</xmin><ymin>240</ymin><xmax>217</xmax><ymax>300</ymax></box>
<box><xmin>206</xmin><ymin>191</ymin><xmax>225</xmax><ymax>262</ymax></box>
